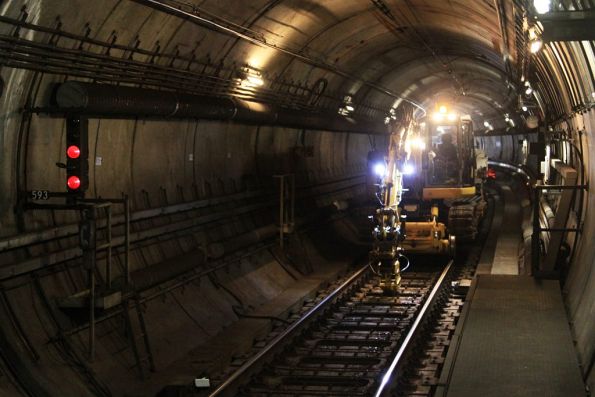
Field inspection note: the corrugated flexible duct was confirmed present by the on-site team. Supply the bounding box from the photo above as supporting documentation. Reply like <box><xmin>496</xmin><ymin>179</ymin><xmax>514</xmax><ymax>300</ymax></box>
<box><xmin>55</xmin><ymin>81</ymin><xmax>390</xmax><ymax>135</ymax></box>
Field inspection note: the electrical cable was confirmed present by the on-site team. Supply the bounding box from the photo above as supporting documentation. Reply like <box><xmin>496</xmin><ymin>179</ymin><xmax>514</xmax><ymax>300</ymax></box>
<box><xmin>399</xmin><ymin>253</ymin><xmax>411</xmax><ymax>272</ymax></box>
<box><xmin>208</xmin><ymin>274</ymin><xmax>243</xmax><ymax>306</ymax></box>
<box><xmin>231</xmin><ymin>305</ymin><xmax>290</xmax><ymax>325</ymax></box>
<box><xmin>212</xmin><ymin>275</ymin><xmax>290</xmax><ymax>325</ymax></box>
<box><xmin>133</xmin><ymin>0</ymin><xmax>426</xmax><ymax>113</ymax></box>
<box><xmin>368</xmin><ymin>262</ymin><xmax>380</xmax><ymax>276</ymax></box>
<box><xmin>375</xmin><ymin>192</ymin><xmax>385</xmax><ymax>206</ymax></box>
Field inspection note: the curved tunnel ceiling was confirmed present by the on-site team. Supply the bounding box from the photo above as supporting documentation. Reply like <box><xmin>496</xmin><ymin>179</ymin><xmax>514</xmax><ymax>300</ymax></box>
<box><xmin>0</xmin><ymin>0</ymin><xmax>527</xmax><ymax>128</ymax></box>
<box><xmin>119</xmin><ymin>0</ymin><xmax>525</xmax><ymax>126</ymax></box>
<box><xmin>1</xmin><ymin>1</ymin><xmax>595</xmax><ymax>395</ymax></box>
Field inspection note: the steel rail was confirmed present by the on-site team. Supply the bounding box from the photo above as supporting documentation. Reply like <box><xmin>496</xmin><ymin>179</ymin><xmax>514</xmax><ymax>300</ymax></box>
<box><xmin>208</xmin><ymin>263</ymin><xmax>370</xmax><ymax>397</ymax></box>
<box><xmin>373</xmin><ymin>260</ymin><xmax>453</xmax><ymax>397</ymax></box>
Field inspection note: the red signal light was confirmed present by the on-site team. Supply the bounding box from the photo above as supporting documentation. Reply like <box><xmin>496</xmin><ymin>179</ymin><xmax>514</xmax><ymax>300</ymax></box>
<box><xmin>487</xmin><ymin>168</ymin><xmax>496</xmax><ymax>179</ymax></box>
<box><xmin>67</xmin><ymin>176</ymin><xmax>81</xmax><ymax>190</ymax></box>
<box><xmin>67</xmin><ymin>145</ymin><xmax>81</xmax><ymax>159</ymax></box>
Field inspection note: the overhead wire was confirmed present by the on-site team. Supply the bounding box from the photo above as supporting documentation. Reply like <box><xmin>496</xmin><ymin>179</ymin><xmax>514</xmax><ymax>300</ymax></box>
<box><xmin>132</xmin><ymin>0</ymin><xmax>426</xmax><ymax>114</ymax></box>
<box><xmin>399</xmin><ymin>0</ymin><xmax>466</xmax><ymax>93</ymax></box>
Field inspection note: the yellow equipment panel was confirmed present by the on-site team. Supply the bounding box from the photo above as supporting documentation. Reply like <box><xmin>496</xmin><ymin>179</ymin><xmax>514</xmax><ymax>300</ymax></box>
<box><xmin>422</xmin><ymin>186</ymin><xmax>476</xmax><ymax>200</ymax></box>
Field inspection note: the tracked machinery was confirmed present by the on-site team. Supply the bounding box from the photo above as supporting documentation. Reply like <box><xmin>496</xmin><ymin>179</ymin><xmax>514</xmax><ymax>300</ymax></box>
<box><xmin>367</xmin><ymin>105</ymin><xmax>488</xmax><ymax>288</ymax></box>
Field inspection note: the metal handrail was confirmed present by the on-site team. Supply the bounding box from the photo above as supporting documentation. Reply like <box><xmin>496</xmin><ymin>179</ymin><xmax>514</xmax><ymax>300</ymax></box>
<box><xmin>373</xmin><ymin>260</ymin><xmax>453</xmax><ymax>397</ymax></box>
<box><xmin>208</xmin><ymin>263</ymin><xmax>370</xmax><ymax>397</ymax></box>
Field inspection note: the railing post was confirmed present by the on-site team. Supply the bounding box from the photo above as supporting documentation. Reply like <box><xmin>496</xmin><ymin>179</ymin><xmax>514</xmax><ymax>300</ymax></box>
<box><xmin>124</xmin><ymin>195</ymin><xmax>131</xmax><ymax>286</ymax></box>
<box><xmin>274</xmin><ymin>174</ymin><xmax>295</xmax><ymax>251</ymax></box>
<box><xmin>80</xmin><ymin>206</ymin><xmax>97</xmax><ymax>361</ymax></box>
<box><xmin>279</xmin><ymin>177</ymin><xmax>284</xmax><ymax>250</ymax></box>
<box><xmin>531</xmin><ymin>187</ymin><xmax>541</xmax><ymax>275</ymax></box>
<box><xmin>106</xmin><ymin>204</ymin><xmax>112</xmax><ymax>289</ymax></box>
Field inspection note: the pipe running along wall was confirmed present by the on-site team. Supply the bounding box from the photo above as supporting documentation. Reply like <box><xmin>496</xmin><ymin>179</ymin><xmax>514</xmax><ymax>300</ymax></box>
<box><xmin>53</xmin><ymin>82</ymin><xmax>390</xmax><ymax>135</ymax></box>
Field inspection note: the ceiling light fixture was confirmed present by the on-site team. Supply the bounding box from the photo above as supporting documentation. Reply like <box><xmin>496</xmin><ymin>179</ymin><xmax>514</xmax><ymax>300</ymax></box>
<box><xmin>534</xmin><ymin>0</ymin><xmax>551</xmax><ymax>14</ymax></box>
<box><xmin>237</xmin><ymin>66</ymin><xmax>265</xmax><ymax>88</ymax></box>
<box><xmin>338</xmin><ymin>95</ymin><xmax>355</xmax><ymax>116</ymax></box>
<box><xmin>530</xmin><ymin>39</ymin><xmax>543</xmax><ymax>53</ymax></box>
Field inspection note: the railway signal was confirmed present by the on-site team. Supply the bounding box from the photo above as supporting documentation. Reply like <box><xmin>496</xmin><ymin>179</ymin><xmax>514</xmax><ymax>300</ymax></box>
<box><xmin>65</xmin><ymin>117</ymin><xmax>89</xmax><ymax>198</ymax></box>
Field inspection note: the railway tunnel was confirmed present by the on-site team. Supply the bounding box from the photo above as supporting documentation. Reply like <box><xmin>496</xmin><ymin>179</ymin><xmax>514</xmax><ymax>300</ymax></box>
<box><xmin>0</xmin><ymin>0</ymin><xmax>593</xmax><ymax>396</ymax></box>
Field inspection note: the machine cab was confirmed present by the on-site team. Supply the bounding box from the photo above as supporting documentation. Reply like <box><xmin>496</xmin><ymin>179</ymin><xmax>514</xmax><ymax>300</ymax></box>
<box><xmin>423</xmin><ymin>116</ymin><xmax>474</xmax><ymax>186</ymax></box>
<box><xmin>420</xmin><ymin>112</ymin><xmax>477</xmax><ymax>200</ymax></box>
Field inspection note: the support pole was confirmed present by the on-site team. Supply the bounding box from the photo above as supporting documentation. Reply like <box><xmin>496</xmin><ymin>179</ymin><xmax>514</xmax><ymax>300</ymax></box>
<box><xmin>81</xmin><ymin>207</ymin><xmax>98</xmax><ymax>361</ymax></box>
<box><xmin>106</xmin><ymin>204</ymin><xmax>112</xmax><ymax>289</ymax></box>
<box><xmin>531</xmin><ymin>187</ymin><xmax>541</xmax><ymax>275</ymax></box>
<box><xmin>279</xmin><ymin>178</ymin><xmax>284</xmax><ymax>250</ymax></box>
<box><xmin>290</xmin><ymin>174</ymin><xmax>295</xmax><ymax>228</ymax></box>
<box><xmin>274</xmin><ymin>175</ymin><xmax>295</xmax><ymax>251</ymax></box>
<box><xmin>124</xmin><ymin>195</ymin><xmax>130</xmax><ymax>286</ymax></box>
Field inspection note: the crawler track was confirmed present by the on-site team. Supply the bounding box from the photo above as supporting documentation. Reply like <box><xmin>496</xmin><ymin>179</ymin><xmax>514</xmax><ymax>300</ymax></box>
<box><xmin>208</xmin><ymin>260</ymin><xmax>456</xmax><ymax>397</ymax></box>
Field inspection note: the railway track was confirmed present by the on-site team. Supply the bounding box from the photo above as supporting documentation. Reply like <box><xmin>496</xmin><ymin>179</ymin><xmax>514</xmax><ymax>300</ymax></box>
<box><xmin>389</xmin><ymin>259</ymin><xmax>476</xmax><ymax>397</ymax></box>
<box><xmin>205</xmin><ymin>258</ymin><xmax>464</xmax><ymax>397</ymax></box>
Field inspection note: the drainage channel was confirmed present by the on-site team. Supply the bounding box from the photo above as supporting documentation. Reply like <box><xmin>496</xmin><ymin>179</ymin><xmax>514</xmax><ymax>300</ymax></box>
<box><xmin>205</xmin><ymin>260</ymin><xmax>454</xmax><ymax>397</ymax></box>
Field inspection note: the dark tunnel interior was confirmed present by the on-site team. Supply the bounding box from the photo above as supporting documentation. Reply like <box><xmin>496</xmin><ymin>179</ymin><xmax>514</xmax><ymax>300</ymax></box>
<box><xmin>0</xmin><ymin>1</ymin><xmax>593</xmax><ymax>396</ymax></box>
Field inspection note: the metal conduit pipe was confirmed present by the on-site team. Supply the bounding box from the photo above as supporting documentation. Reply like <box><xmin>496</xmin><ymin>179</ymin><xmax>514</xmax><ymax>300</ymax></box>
<box><xmin>54</xmin><ymin>82</ymin><xmax>390</xmax><ymax>135</ymax></box>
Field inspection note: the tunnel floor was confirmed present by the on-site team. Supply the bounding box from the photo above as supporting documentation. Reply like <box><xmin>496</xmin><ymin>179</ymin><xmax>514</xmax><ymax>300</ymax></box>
<box><xmin>441</xmin><ymin>274</ymin><xmax>585</xmax><ymax>397</ymax></box>
<box><xmin>130</xmin><ymin>262</ymin><xmax>350</xmax><ymax>396</ymax></box>
<box><xmin>442</xmin><ymin>182</ymin><xmax>585</xmax><ymax>397</ymax></box>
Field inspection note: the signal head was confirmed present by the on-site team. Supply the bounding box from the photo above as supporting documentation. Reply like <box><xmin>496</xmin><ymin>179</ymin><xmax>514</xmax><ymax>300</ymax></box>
<box><xmin>67</xmin><ymin>176</ymin><xmax>81</xmax><ymax>190</ymax></box>
<box><xmin>67</xmin><ymin>145</ymin><xmax>81</xmax><ymax>159</ymax></box>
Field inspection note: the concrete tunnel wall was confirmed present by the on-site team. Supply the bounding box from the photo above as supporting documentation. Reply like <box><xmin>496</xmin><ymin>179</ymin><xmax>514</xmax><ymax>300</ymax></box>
<box><xmin>0</xmin><ymin>2</ymin><xmax>384</xmax><ymax>395</ymax></box>
<box><xmin>0</xmin><ymin>0</ymin><xmax>593</xmax><ymax>394</ymax></box>
<box><xmin>0</xmin><ymin>56</ymin><xmax>379</xmax><ymax>396</ymax></box>
<box><xmin>0</xmin><ymin>52</ymin><xmax>378</xmax><ymax>396</ymax></box>
<box><xmin>559</xmin><ymin>112</ymin><xmax>595</xmax><ymax>390</ymax></box>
